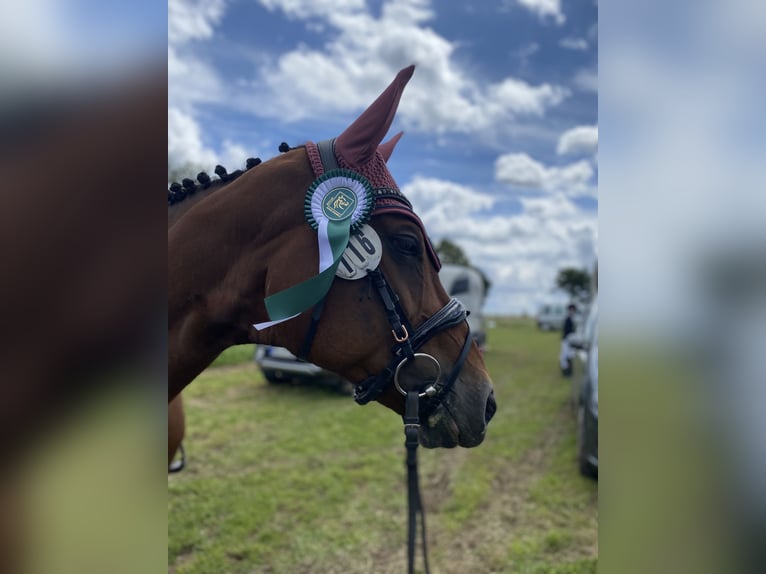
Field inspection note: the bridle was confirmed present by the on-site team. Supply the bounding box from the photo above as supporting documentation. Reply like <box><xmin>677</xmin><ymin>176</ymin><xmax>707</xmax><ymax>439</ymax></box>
<box><xmin>297</xmin><ymin>139</ymin><xmax>475</xmax><ymax>574</ymax></box>
<box><xmin>297</xmin><ymin>139</ymin><xmax>474</xmax><ymax>405</ymax></box>
<box><xmin>352</xmin><ymin>270</ymin><xmax>473</xmax><ymax>410</ymax></box>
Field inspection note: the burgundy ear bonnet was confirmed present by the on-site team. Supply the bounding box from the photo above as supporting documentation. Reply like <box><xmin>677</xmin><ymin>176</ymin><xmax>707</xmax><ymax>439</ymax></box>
<box><xmin>304</xmin><ymin>66</ymin><xmax>441</xmax><ymax>270</ymax></box>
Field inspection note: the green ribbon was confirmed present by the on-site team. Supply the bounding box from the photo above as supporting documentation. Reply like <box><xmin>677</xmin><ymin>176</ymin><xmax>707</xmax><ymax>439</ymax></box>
<box><xmin>263</xmin><ymin>220</ymin><xmax>350</xmax><ymax>321</ymax></box>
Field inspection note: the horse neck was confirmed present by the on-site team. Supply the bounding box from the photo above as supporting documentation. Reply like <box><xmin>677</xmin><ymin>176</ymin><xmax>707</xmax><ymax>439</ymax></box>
<box><xmin>168</xmin><ymin>153</ymin><xmax>313</xmax><ymax>395</ymax></box>
<box><xmin>168</xmin><ymin>181</ymin><xmax>229</xmax><ymax>228</ymax></box>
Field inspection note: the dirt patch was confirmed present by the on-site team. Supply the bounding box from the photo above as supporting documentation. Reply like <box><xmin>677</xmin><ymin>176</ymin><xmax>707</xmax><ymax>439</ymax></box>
<box><xmin>423</xmin><ymin>402</ymin><xmax>598</xmax><ymax>573</ymax></box>
<box><xmin>422</xmin><ymin>446</ymin><xmax>470</xmax><ymax>511</ymax></box>
<box><xmin>168</xmin><ymin>543</ymin><xmax>194</xmax><ymax>574</ymax></box>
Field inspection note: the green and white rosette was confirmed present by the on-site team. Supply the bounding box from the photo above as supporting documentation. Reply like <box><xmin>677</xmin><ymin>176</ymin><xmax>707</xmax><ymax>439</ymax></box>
<box><xmin>254</xmin><ymin>169</ymin><xmax>374</xmax><ymax>330</ymax></box>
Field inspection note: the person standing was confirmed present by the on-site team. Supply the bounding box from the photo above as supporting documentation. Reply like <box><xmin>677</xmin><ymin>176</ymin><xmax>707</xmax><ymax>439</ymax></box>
<box><xmin>560</xmin><ymin>304</ymin><xmax>577</xmax><ymax>376</ymax></box>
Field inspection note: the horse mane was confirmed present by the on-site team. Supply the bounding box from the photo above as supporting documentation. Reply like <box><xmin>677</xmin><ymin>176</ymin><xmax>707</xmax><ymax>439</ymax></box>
<box><xmin>167</xmin><ymin>159</ymin><xmax>256</xmax><ymax>206</ymax></box>
<box><xmin>167</xmin><ymin>143</ymin><xmax>307</xmax><ymax>206</ymax></box>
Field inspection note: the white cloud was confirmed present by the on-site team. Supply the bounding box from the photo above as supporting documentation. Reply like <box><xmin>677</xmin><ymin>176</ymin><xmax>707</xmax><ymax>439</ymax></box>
<box><xmin>258</xmin><ymin>0</ymin><xmax>369</xmax><ymax>19</ymax></box>
<box><xmin>168</xmin><ymin>0</ymin><xmax>228</xmax><ymax>109</ymax></box>
<box><xmin>403</xmin><ymin>176</ymin><xmax>498</xmax><ymax>239</ymax></box>
<box><xmin>495</xmin><ymin>153</ymin><xmax>596</xmax><ymax>197</ymax></box>
<box><xmin>168</xmin><ymin>0</ymin><xmax>257</xmax><ymax>171</ymax></box>
<box><xmin>557</xmin><ymin>125</ymin><xmax>598</xmax><ymax>156</ymax></box>
<box><xmin>559</xmin><ymin>37</ymin><xmax>588</xmax><ymax>51</ymax></box>
<box><xmin>243</xmin><ymin>0</ymin><xmax>568</xmax><ymax>134</ymax></box>
<box><xmin>401</xmin><ymin>177</ymin><xmax>596</xmax><ymax>314</ymax></box>
<box><xmin>515</xmin><ymin>0</ymin><xmax>565</xmax><ymax>26</ymax></box>
<box><xmin>494</xmin><ymin>153</ymin><xmax>547</xmax><ymax>188</ymax></box>
<box><xmin>168</xmin><ymin>107</ymin><xmax>219</xmax><ymax>170</ymax></box>
<box><xmin>168</xmin><ymin>107</ymin><xmax>258</xmax><ymax>172</ymax></box>
<box><xmin>168</xmin><ymin>0</ymin><xmax>228</xmax><ymax>44</ymax></box>
<box><xmin>486</xmin><ymin>78</ymin><xmax>569</xmax><ymax>117</ymax></box>
<box><xmin>168</xmin><ymin>45</ymin><xmax>225</xmax><ymax>110</ymax></box>
<box><xmin>220</xmin><ymin>140</ymin><xmax>252</xmax><ymax>170</ymax></box>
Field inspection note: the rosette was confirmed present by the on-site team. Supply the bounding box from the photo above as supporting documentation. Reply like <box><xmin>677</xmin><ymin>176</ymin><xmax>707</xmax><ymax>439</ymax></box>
<box><xmin>254</xmin><ymin>170</ymin><xmax>373</xmax><ymax>330</ymax></box>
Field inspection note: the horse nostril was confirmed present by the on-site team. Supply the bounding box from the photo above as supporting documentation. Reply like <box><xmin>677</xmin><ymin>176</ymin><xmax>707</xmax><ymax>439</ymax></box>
<box><xmin>484</xmin><ymin>390</ymin><xmax>497</xmax><ymax>424</ymax></box>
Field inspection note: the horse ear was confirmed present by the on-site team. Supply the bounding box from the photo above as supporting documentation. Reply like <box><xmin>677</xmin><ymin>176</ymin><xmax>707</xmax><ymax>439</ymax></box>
<box><xmin>335</xmin><ymin>65</ymin><xmax>414</xmax><ymax>168</ymax></box>
<box><xmin>378</xmin><ymin>131</ymin><xmax>404</xmax><ymax>163</ymax></box>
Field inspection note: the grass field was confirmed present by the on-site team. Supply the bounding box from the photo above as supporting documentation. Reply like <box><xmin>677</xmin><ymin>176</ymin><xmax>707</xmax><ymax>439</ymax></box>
<box><xmin>168</xmin><ymin>318</ymin><xmax>598</xmax><ymax>573</ymax></box>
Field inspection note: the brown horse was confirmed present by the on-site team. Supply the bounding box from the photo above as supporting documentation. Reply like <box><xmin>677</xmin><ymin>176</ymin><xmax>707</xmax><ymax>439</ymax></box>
<box><xmin>168</xmin><ymin>66</ymin><xmax>496</xmax><ymax>449</ymax></box>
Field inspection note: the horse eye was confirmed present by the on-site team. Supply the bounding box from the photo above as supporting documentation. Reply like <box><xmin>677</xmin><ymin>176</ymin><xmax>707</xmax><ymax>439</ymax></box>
<box><xmin>390</xmin><ymin>235</ymin><xmax>421</xmax><ymax>256</ymax></box>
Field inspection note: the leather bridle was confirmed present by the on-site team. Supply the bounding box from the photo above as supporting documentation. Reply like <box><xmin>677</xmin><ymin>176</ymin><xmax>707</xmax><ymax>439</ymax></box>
<box><xmin>297</xmin><ymin>139</ymin><xmax>474</xmax><ymax>414</ymax></box>
<box><xmin>352</xmin><ymin>270</ymin><xmax>473</xmax><ymax>411</ymax></box>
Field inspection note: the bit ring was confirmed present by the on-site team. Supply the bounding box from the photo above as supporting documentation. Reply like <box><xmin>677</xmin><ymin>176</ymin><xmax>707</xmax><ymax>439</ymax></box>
<box><xmin>393</xmin><ymin>353</ymin><xmax>441</xmax><ymax>398</ymax></box>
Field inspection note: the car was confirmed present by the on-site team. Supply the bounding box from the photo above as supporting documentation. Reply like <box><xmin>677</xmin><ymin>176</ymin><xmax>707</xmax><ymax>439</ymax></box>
<box><xmin>569</xmin><ymin>295</ymin><xmax>598</xmax><ymax>364</ymax></box>
<box><xmin>254</xmin><ymin>345</ymin><xmax>352</xmax><ymax>394</ymax></box>
<box><xmin>575</xmin><ymin>325</ymin><xmax>598</xmax><ymax>478</ymax></box>
<box><xmin>438</xmin><ymin>264</ymin><xmax>488</xmax><ymax>349</ymax></box>
<box><xmin>567</xmin><ymin>295</ymin><xmax>597</xmax><ymax>404</ymax></box>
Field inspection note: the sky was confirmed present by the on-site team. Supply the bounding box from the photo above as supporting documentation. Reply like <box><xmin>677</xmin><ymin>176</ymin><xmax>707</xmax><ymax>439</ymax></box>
<box><xmin>169</xmin><ymin>0</ymin><xmax>599</xmax><ymax>316</ymax></box>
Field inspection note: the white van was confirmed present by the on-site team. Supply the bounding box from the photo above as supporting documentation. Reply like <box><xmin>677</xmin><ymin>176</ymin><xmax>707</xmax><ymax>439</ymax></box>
<box><xmin>536</xmin><ymin>301</ymin><xmax>584</xmax><ymax>331</ymax></box>
<box><xmin>438</xmin><ymin>264</ymin><xmax>487</xmax><ymax>349</ymax></box>
<box><xmin>536</xmin><ymin>302</ymin><xmax>568</xmax><ymax>331</ymax></box>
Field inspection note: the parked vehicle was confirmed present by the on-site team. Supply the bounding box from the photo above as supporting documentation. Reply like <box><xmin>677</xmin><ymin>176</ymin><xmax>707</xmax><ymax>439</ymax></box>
<box><xmin>537</xmin><ymin>301</ymin><xmax>582</xmax><ymax>331</ymax></box>
<box><xmin>438</xmin><ymin>264</ymin><xmax>488</xmax><ymax>349</ymax></box>
<box><xmin>568</xmin><ymin>295</ymin><xmax>597</xmax><ymax>404</ymax></box>
<box><xmin>569</xmin><ymin>295</ymin><xmax>598</xmax><ymax>363</ymax></box>
<box><xmin>254</xmin><ymin>345</ymin><xmax>352</xmax><ymax>394</ymax></box>
<box><xmin>575</xmin><ymin>325</ymin><xmax>598</xmax><ymax>478</ymax></box>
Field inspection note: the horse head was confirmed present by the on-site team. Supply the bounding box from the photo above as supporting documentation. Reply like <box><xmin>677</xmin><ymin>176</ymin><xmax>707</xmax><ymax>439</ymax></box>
<box><xmin>168</xmin><ymin>66</ymin><xmax>496</xmax><ymax>448</ymax></box>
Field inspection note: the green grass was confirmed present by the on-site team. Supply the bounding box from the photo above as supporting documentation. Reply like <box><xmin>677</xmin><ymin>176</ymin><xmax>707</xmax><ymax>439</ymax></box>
<box><xmin>210</xmin><ymin>344</ymin><xmax>256</xmax><ymax>367</ymax></box>
<box><xmin>169</xmin><ymin>318</ymin><xmax>597</xmax><ymax>573</ymax></box>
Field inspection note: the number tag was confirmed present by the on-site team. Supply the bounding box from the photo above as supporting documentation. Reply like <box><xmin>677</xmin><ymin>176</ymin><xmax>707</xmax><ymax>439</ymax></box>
<box><xmin>335</xmin><ymin>224</ymin><xmax>382</xmax><ymax>280</ymax></box>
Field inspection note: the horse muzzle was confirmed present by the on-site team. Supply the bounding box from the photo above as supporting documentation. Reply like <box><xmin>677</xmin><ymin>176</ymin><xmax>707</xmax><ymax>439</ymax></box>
<box><xmin>419</xmin><ymin>381</ymin><xmax>496</xmax><ymax>448</ymax></box>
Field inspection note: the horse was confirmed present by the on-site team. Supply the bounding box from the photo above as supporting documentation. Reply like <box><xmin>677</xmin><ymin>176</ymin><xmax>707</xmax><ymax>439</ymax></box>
<box><xmin>168</xmin><ymin>65</ymin><xmax>496</xmax><ymax>449</ymax></box>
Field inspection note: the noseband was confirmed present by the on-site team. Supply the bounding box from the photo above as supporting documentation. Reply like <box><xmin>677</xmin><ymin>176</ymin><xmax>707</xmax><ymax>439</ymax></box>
<box><xmin>352</xmin><ymin>271</ymin><xmax>473</xmax><ymax>409</ymax></box>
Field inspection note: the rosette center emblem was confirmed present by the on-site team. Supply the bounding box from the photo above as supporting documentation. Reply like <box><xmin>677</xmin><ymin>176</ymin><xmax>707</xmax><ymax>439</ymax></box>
<box><xmin>322</xmin><ymin>187</ymin><xmax>357</xmax><ymax>221</ymax></box>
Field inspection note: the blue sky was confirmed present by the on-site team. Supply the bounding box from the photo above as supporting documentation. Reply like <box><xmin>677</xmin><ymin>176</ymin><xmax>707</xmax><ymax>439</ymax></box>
<box><xmin>169</xmin><ymin>0</ymin><xmax>598</xmax><ymax>314</ymax></box>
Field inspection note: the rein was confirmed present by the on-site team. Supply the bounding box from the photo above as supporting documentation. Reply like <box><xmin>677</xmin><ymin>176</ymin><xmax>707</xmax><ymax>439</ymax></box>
<box><xmin>291</xmin><ymin>139</ymin><xmax>474</xmax><ymax>573</ymax></box>
<box><xmin>404</xmin><ymin>390</ymin><xmax>430</xmax><ymax>574</ymax></box>
<box><xmin>364</xmin><ymin>268</ymin><xmax>471</xmax><ymax>574</ymax></box>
